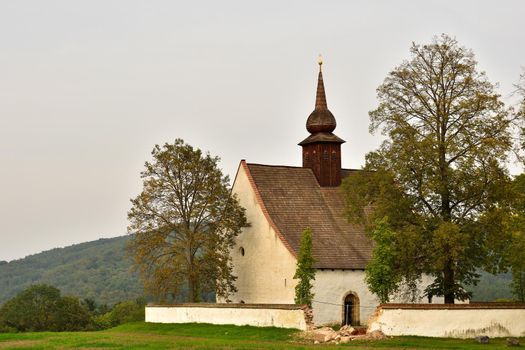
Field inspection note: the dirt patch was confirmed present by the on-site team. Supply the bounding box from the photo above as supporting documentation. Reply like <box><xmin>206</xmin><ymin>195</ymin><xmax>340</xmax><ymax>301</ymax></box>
<box><xmin>0</xmin><ymin>340</ymin><xmax>43</xmax><ymax>349</ymax></box>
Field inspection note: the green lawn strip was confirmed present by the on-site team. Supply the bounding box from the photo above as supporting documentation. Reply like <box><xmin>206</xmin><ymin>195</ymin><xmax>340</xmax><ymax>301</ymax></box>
<box><xmin>108</xmin><ymin>329</ymin><xmax>316</xmax><ymax>349</ymax></box>
<box><xmin>111</xmin><ymin>322</ymin><xmax>299</xmax><ymax>341</ymax></box>
<box><xmin>0</xmin><ymin>332</ymin><xmax>114</xmax><ymax>350</ymax></box>
<box><xmin>0</xmin><ymin>333</ymin><xmax>49</xmax><ymax>341</ymax></box>
<box><xmin>0</xmin><ymin>323</ymin><xmax>523</xmax><ymax>350</ymax></box>
<box><xmin>340</xmin><ymin>336</ymin><xmax>524</xmax><ymax>349</ymax></box>
<box><xmin>0</xmin><ymin>329</ymin><xmax>310</xmax><ymax>350</ymax></box>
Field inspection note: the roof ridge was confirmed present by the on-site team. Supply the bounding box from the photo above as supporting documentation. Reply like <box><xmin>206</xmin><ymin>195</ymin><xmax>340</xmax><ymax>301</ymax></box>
<box><xmin>246</xmin><ymin>163</ymin><xmax>306</xmax><ymax>170</ymax></box>
<box><xmin>247</xmin><ymin>163</ymin><xmax>363</xmax><ymax>173</ymax></box>
<box><xmin>247</xmin><ymin>163</ymin><xmax>364</xmax><ymax>171</ymax></box>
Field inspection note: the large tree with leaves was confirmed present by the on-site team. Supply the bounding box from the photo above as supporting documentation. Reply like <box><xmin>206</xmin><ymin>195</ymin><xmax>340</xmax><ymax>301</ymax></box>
<box><xmin>343</xmin><ymin>34</ymin><xmax>515</xmax><ymax>303</ymax></box>
<box><xmin>127</xmin><ymin>139</ymin><xmax>247</xmax><ymax>302</ymax></box>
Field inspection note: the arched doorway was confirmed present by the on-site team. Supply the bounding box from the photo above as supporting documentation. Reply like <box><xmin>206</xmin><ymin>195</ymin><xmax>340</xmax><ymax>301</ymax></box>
<box><xmin>342</xmin><ymin>292</ymin><xmax>360</xmax><ymax>326</ymax></box>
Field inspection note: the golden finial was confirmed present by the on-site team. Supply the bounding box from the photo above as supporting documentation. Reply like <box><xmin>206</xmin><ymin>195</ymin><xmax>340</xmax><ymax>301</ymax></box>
<box><xmin>318</xmin><ymin>54</ymin><xmax>323</xmax><ymax>67</ymax></box>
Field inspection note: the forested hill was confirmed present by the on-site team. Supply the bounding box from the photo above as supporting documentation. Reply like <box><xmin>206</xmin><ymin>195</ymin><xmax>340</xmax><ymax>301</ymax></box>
<box><xmin>0</xmin><ymin>235</ymin><xmax>143</xmax><ymax>306</ymax></box>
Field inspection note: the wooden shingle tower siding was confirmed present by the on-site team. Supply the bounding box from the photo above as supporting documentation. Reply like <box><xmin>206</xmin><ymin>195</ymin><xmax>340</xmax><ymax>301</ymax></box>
<box><xmin>299</xmin><ymin>58</ymin><xmax>345</xmax><ymax>187</ymax></box>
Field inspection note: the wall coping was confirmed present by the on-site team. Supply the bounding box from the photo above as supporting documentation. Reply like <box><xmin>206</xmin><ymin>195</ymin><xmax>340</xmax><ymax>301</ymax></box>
<box><xmin>380</xmin><ymin>303</ymin><xmax>525</xmax><ymax>310</ymax></box>
<box><xmin>146</xmin><ymin>303</ymin><xmax>306</xmax><ymax>310</ymax></box>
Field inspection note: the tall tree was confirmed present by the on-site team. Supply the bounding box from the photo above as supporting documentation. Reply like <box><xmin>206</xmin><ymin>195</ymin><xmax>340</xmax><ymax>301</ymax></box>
<box><xmin>343</xmin><ymin>34</ymin><xmax>514</xmax><ymax>303</ymax></box>
<box><xmin>127</xmin><ymin>139</ymin><xmax>247</xmax><ymax>302</ymax></box>
<box><xmin>294</xmin><ymin>227</ymin><xmax>316</xmax><ymax>307</ymax></box>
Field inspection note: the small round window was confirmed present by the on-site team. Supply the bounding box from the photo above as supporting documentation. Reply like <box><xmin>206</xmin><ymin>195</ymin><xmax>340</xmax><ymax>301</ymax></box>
<box><xmin>240</xmin><ymin>247</ymin><xmax>245</xmax><ymax>256</ymax></box>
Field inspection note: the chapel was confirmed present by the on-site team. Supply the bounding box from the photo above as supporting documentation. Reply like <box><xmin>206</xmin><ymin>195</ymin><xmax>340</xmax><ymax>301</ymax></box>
<box><xmin>220</xmin><ymin>60</ymin><xmax>434</xmax><ymax>325</ymax></box>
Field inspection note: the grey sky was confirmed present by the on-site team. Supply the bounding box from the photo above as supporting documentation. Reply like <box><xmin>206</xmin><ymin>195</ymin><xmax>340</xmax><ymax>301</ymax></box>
<box><xmin>0</xmin><ymin>0</ymin><xmax>523</xmax><ymax>261</ymax></box>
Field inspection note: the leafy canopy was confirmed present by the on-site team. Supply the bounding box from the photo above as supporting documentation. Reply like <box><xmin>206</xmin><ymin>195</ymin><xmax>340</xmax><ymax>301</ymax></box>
<box><xmin>127</xmin><ymin>139</ymin><xmax>247</xmax><ymax>302</ymax></box>
<box><xmin>293</xmin><ymin>227</ymin><xmax>316</xmax><ymax>307</ymax></box>
<box><xmin>343</xmin><ymin>34</ymin><xmax>515</xmax><ymax>303</ymax></box>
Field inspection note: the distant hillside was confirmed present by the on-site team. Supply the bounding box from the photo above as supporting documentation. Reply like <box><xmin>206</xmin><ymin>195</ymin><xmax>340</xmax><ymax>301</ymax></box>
<box><xmin>468</xmin><ymin>270</ymin><xmax>513</xmax><ymax>302</ymax></box>
<box><xmin>0</xmin><ymin>235</ymin><xmax>143</xmax><ymax>306</ymax></box>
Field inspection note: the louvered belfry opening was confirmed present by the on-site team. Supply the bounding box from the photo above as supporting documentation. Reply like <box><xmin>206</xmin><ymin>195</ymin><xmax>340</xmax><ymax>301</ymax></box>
<box><xmin>299</xmin><ymin>59</ymin><xmax>345</xmax><ymax>187</ymax></box>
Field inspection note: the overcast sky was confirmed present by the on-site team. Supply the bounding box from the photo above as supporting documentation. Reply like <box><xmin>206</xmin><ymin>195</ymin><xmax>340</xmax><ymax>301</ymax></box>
<box><xmin>0</xmin><ymin>0</ymin><xmax>524</xmax><ymax>261</ymax></box>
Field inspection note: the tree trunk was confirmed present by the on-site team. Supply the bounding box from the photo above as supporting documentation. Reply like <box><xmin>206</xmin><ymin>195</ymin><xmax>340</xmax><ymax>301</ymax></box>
<box><xmin>187</xmin><ymin>277</ymin><xmax>195</xmax><ymax>302</ymax></box>
<box><xmin>443</xmin><ymin>260</ymin><xmax>455</xmax><ymax>304</ymax></box>
<box><xmin>187</xmin><ymin>273</ymin><xmax>200</xmax><ymax>302</ymax></box>
<box><xmin>438</xmin><ymin>124</ymin><xmax>455</xmax><ymax>304</ymax></box>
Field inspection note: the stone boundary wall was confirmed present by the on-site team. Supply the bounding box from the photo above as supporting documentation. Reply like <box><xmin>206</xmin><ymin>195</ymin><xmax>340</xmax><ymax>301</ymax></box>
<box><xmin>368</xmin><ymin>303</ymin><xmax>525</xmax><ymax>338</ymax></box>
<box><xmin>145</xmin><ymin>303</ymin><xmax>311</xmax><ymax>330</ymax></box>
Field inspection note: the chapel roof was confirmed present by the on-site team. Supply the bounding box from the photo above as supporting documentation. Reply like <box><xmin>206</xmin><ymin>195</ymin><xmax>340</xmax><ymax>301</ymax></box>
<box><xmin>243</xmin><ymin>162</ymin><xmax>372</xmax><ymax>269</ymax></box>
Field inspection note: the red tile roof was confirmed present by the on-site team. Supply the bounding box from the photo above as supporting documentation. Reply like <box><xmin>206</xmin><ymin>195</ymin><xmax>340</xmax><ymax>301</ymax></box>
<box><xmin>243</xmin><ymin>162</ymin><xmax>372</xmax><ymax>269</ymax></box>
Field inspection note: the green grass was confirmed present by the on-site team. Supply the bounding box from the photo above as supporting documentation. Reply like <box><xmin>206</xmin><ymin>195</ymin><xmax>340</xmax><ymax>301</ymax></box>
<box><xmin>0</xmin><ymin>322</ymin><xmax>522</xmax><ymax>349</ymax></box>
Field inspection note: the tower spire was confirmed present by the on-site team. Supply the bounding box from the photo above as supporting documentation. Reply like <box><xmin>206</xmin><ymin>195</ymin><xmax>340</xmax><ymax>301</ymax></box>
<box><xmin>299</xmin><ymin>57</ymin><xmax>345</xmax><ymax>187</ymax></box>
<box><xmin>315</xmin><ymin>55</ymin><xmax>328</xmax><ymax>110</ymax></box>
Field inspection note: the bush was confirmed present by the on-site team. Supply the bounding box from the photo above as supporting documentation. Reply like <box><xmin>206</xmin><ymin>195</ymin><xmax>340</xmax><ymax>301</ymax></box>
<box><xmin>55</xmin><ymin>296</ymin><xmax>93</xmax><ymax>331</ymax></box>
<box><xmin>0</xmin><ymin>284</ymin><xmax>146</xmax><ymax>332</ymax></box>
<box><xmin>0</xmin><ymin>284</ymin><xmax>92</xmax><ymax>332</ymax></box>
<box><xmin>96</xmin><ymin>298</ymin><xmax>145</xmax><ymax>328</ymax></box>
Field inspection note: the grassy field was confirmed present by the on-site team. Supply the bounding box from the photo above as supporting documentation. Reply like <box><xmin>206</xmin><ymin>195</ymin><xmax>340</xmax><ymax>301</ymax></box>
<box><xmin>0</xmin><ymin>322</ymin><xmax>522</xmax><ymax>349</ymax></box>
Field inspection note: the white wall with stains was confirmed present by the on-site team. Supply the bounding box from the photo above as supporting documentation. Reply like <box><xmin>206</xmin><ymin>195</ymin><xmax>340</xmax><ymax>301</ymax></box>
<box><xmin>368</xmin><ymin>306</ymin><xmax>525</xmax><ymax>338</ymax></box>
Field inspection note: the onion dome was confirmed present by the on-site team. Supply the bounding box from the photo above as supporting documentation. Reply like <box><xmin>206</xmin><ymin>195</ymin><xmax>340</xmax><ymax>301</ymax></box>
<box><xmin>306</xmin><ymin>59</ymin><xmax>337</xmax><ymax>133</ymax></box>
<box><xmin>299</xmin><ymin>57</ymin><xmax>345</xmax><ymax>146</ymax></box>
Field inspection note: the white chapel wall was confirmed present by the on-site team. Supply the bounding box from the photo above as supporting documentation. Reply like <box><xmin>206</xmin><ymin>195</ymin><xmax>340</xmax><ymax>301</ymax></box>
<box><xmin>312</xmin><ymin>271</ymin><xmax>444</xmax><ymax>326</ymax></box>
<box><xmin>217</xmin><ymin>163</ymin><xmax>297</xmax><ymax>304</ymax></box>
<box><xmin>312</xmin><ymin>270</ymin><xmax>377</xmax><ymax>325</ymax></box>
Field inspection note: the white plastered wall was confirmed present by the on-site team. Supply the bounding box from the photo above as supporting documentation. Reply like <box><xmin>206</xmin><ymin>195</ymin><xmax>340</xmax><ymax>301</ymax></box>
<box><xmin>368</xmin><ymin>307</ymin><xmax>525</xmax><ymax>338</ymax></box>
<box><xmin>312</xmin><ymin>271</ymin><xmax>443</xmax><ymax>326</ymax></box>
<box><xmin>312</xmin><ymin>270</ymin><xmax>376</xmax><ymax>326</ymax></box>
<box><xmin>217</xmin><ymin>163</ymin><xmax>297</xmax><ymax>304</ymax></box>
<box><xmin>146</xmin><ymin>306</ymin><xmax>308</xmax><ymax>330</ymax></box>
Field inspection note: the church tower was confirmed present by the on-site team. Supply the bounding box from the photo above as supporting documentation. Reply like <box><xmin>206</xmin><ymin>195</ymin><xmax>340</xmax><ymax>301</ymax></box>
<box><xmin>299</xmin><ymin>58</ymin><xmax>345</xmax><ymax>187</ymax></box>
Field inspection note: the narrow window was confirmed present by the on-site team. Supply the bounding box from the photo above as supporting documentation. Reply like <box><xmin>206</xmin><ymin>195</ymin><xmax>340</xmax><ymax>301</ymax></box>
<box><xmin>240</xmin><ymin>247</ymin><xmax>245</xmax><ymax>256</ymax></box>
